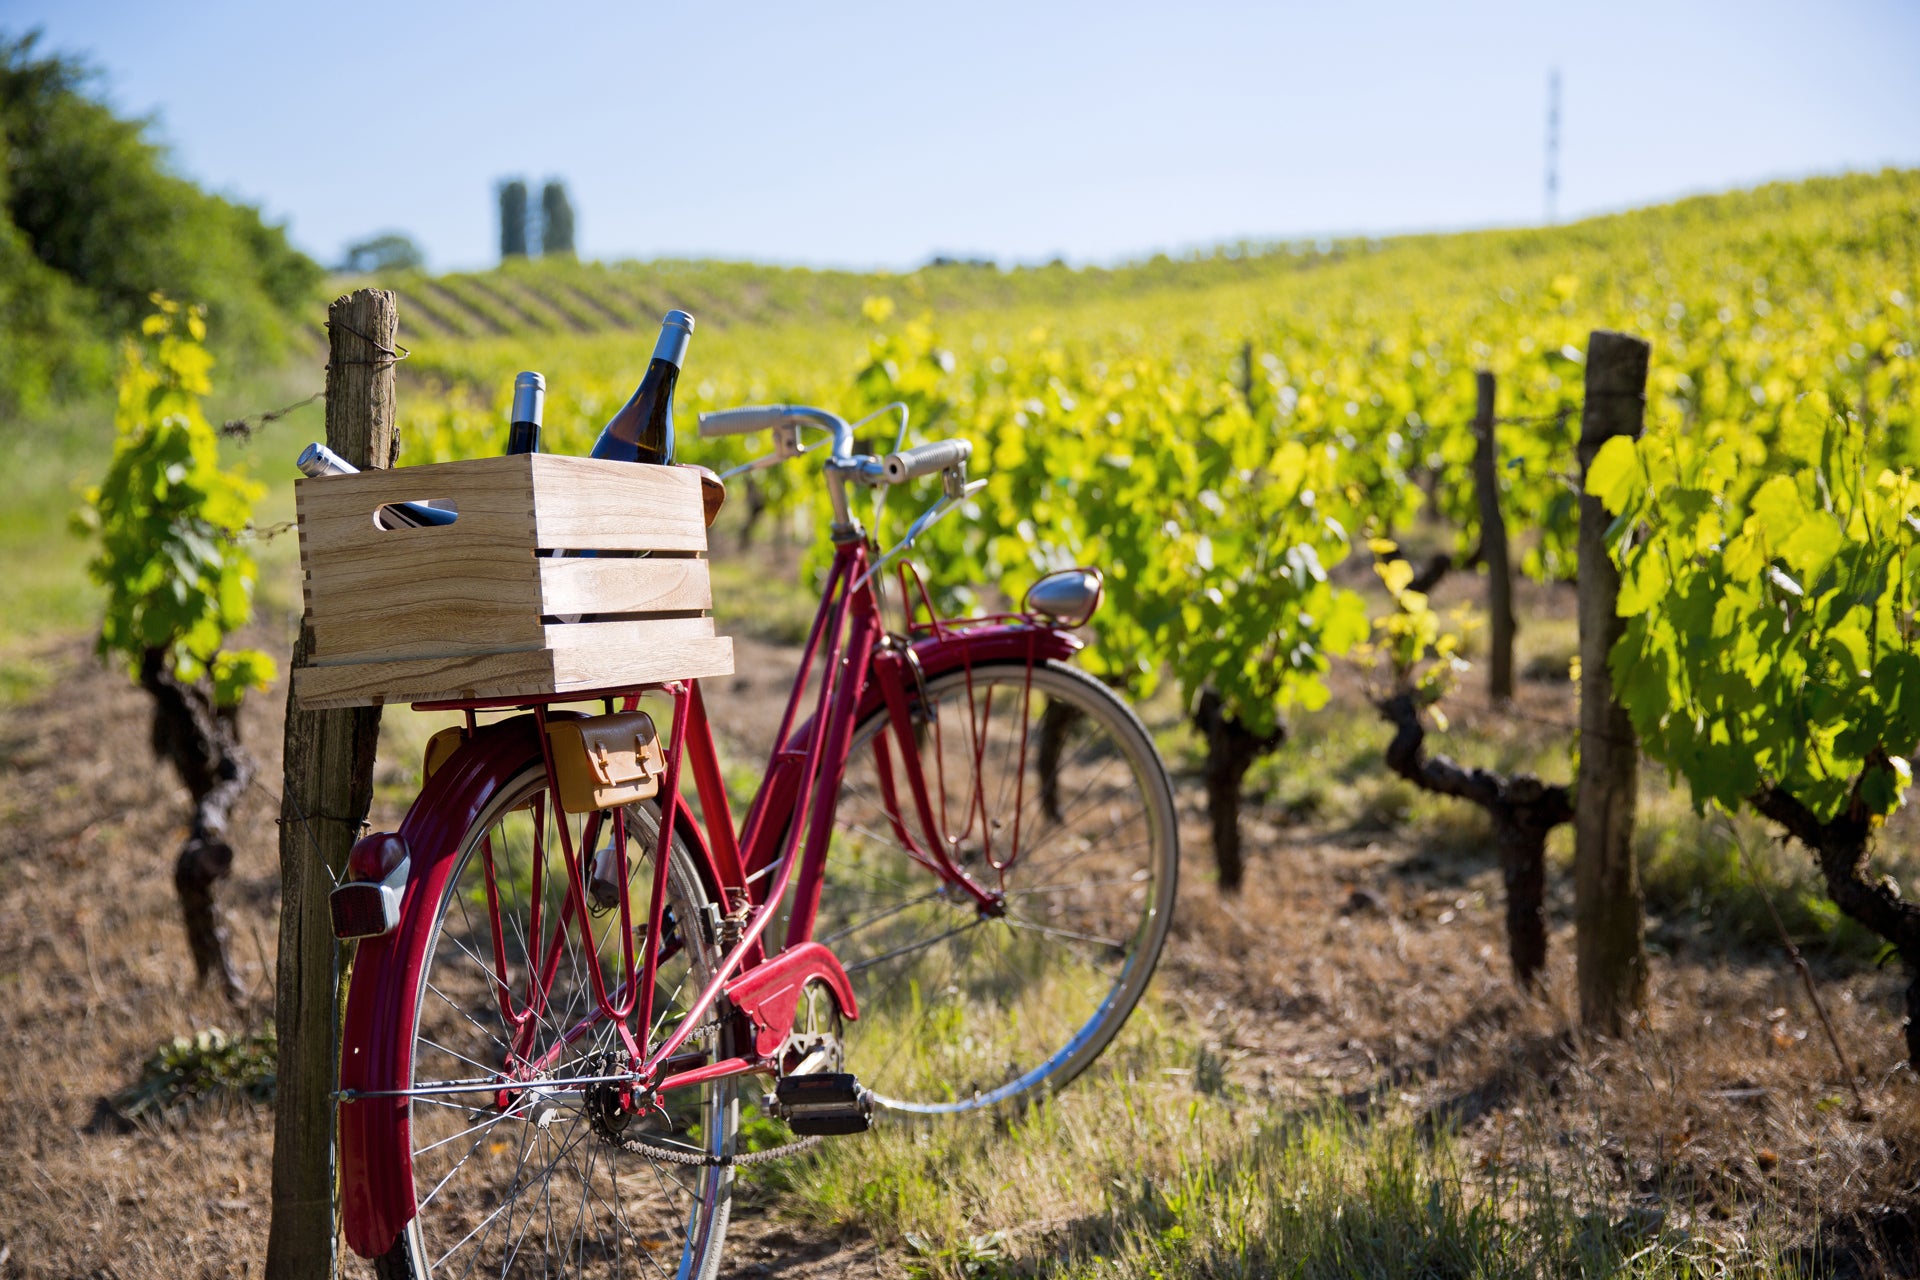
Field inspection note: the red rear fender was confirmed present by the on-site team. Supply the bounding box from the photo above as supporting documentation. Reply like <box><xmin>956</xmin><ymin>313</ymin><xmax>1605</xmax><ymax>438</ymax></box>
<box><xmin>338</xmin><ymin>714</ymin><xmax>546</xmax><ymax>1259</ymax></box>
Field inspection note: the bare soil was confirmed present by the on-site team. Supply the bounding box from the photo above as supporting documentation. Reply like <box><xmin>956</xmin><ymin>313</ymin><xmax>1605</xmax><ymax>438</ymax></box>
<box><xmin>2</xmin><ymin>594</ymin><xmax>1917</xmax><ymax>1277</ymax></box>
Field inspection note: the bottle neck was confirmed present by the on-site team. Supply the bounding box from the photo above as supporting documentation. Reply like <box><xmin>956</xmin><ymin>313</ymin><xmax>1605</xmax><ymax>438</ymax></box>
<box><xmin>508</xmin><ymin>371</ymin><xmax>545</xmax><ymax>456</ymax></box>
<box><xmin>653</xmin><ymin>309</ymin><xmax>695</xmax><ymax>368</ymax></box>
<box><xmin>653</xmin><ymin>324</ymin><xmax>691</xmax><ymax>369</ymax></box>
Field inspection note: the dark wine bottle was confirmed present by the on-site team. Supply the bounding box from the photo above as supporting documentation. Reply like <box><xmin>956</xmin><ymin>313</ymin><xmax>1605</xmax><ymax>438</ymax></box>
<box><xmin>506</xmin><ymin>370</ymin><xmax>545</xmax><ymax>455</ymax></box>
<box><xmin>589</xmin><ymin>310</ymin><xmax>693</xmax><ymax>466</ymax></box>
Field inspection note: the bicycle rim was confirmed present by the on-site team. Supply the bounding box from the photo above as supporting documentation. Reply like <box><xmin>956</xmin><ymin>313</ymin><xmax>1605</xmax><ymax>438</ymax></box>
<box><xmin>816</xmin><ymin>660</ymin><xmax>1179</xmax><ymax>1114</ymax></box>
<box><xmin>384</xmin><ymin>762</ymin><xmax>736</xmax><ymax>1279</ymax></box>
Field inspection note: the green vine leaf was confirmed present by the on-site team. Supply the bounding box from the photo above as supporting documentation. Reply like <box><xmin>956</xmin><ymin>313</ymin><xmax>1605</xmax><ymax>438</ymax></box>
<box><xmin>79</xmin><ymin>298</ymin><xmax>271</xmax><ymax>707</ymax></box>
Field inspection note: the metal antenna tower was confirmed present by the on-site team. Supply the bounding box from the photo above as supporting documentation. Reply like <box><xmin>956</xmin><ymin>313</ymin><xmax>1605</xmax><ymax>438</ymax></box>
<box><xmin>1545</xmin><ymin>69</ymin><xmax>1561</xmax><ymax>224</ymax></box>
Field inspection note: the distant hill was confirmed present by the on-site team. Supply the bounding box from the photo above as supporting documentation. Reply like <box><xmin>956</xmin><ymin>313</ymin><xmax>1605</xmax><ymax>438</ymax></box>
<box><xmin>345</xmin><ymin>168</ymin><xmax>1918</xmax><ymax>347</ymax></box>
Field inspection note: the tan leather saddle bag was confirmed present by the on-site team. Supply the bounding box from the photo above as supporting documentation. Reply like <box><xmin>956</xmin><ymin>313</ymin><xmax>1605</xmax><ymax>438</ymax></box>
<box><xmin>544</xmin><ymin>712</ymin><xmax>666</xmax><ymax>814</ymax></box>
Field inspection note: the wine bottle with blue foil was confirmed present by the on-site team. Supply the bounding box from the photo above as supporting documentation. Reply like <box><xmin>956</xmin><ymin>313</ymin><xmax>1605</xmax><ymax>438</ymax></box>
<box><xmin>589</xmin><ymin>310</ymin><xmax>692</xmax><ymax>466</ymax></box>
<box><xmin>295</xmin><ymin>444</ymin><xmax>457</xmax><ymax>528</ymax></box>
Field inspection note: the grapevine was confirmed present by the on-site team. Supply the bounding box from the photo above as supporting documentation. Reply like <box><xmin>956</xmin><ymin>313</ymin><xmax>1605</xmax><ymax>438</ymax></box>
<box><xmin>74</xmin><ymin>296</ymin><xmax>275</xmax><ymax>997</ymax></box>
<box><xmin>1593</xmin><ymin>402</ymin><xmax>1920</xmax><ymax>1062</ymax></box>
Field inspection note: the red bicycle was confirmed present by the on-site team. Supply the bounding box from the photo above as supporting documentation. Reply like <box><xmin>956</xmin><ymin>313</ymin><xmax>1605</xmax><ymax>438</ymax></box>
<box><xmin>332</xmin><ymin>402</ymin><xmax>1180</xmax><ymax>1278</ymax></box>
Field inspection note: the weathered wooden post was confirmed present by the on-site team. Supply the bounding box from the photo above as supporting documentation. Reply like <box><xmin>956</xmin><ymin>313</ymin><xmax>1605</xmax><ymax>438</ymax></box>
<box><xmin>1471</xmin><ymin>370</ymin><xmax>1514</xmax><ymax>702</ymax></box>
<box><xmin>267</xmin><ymin>290</ymin><xmax>399</xmax><ymax>1277</ymax></box>
<box><xmin>1574</xmin><ymin>329</ymin><xmax>1649</xmax><ymax>1035</ymax></box>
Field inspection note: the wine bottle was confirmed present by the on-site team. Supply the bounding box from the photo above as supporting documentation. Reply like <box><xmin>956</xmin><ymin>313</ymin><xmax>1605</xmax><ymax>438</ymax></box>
<box><xmin>589</xmin><ymin>310</ymin><xmax>693</xmax><ymax>466</ymax></box>
<box><xmin>507</xmin><ymin>370</ymin><xmax>545</xmax><ymax>455</ymax></box>
<box><xmin>296</xmin><ymin>443</ymin><xmax>457</xmax><ymax>528</ymax></box>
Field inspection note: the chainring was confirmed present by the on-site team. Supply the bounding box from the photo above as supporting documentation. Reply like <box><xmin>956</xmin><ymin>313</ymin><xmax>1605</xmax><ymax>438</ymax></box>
<box><xmin>779</xmin><ymin>979</ymin><xmax>846</xmax><ymax>1076</ymax></box>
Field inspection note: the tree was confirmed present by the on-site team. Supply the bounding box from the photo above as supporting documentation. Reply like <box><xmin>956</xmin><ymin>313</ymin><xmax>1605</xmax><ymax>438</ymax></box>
<box><xmin>540</xmin><ymin>180</ymin><xmax>575</xmax><ymax>256</ymax></box>
<box><xmin>339</xmin><ymin>231</ymin><xmax>423</xmax><ymax>275</ymax></box>
<box><xmin>499</xmin><ymin>178</ymin><xmax>529</xmax><ymax>258</ymax></box>
<box><xmin>0</xmin><ymin>31</ymin><xmax>319</xmax><ymax>407</ymax></box>
<box><xmin>74</xmin><ymin>296</ymin><xmax>276</xmax><ymax>999</ymax></box>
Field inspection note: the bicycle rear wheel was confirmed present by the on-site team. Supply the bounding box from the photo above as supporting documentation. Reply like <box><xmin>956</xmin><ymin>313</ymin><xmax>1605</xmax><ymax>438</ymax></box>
<box><xmin>816</xmin><ymin>660</ymin><xmax>1178</xmax><ymax>1114</ymax></box>
<box><xmin>375</xmin><ymin>761</ymin><xmax>736</xmax><ymax>1280</ymax></box>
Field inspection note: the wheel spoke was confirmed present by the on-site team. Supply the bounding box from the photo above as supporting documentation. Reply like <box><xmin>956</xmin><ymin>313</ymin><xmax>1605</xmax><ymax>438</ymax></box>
<box><xmin>1001</xmin><ymin>911</ymin><xmax>1128</xmax><ymax>955</ymax></box>
<box><xmin>826</xmin><ymin>665</ymin><xmax>1175</xmax><ymax>1113</ymax></box>
<box><xmin>816</xmin><ymin>889</ymin><xmax>945</xmax><ymax>946</ymax></box>
<box><xmin>842</xmin><ymin>918</ymin><xmax>985</xmax><ymax>975</ymax></box>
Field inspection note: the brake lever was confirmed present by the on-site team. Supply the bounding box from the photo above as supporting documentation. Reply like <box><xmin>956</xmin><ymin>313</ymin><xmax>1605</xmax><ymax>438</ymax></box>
<box><xmin>852</xmin><ymin>475</ymin><xmax>988</xmax><ymax>592</ymax></box>
<box><xmin>716</xmin><ymin>422</ymin><xmax>807</xmax><ymax>481</ymax></box>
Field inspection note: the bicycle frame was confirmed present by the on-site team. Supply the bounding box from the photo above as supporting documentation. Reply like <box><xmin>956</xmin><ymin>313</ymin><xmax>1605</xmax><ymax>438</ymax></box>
<box><xmin>337</xmin><ymin>531</ymin><xmax>1085</xmax><ymax>1258</ymax></box>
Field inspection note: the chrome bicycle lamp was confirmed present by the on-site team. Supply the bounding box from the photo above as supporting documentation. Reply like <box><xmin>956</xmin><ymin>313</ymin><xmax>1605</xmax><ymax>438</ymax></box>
<box><xmin>1023</xmin><ymin>568</ymin><xmax>1104</xmax><ymax>628</ymax></box>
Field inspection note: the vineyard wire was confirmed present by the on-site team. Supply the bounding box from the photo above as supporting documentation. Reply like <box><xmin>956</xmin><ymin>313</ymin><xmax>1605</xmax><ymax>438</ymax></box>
<box><xmin>219</xmin><ymin>519</ymin><xmax>296</xmax><ymax>546</ymax></box>
<box><xmin>325</xmin><ymin>317</ymin><xmax>409</xmax><ymax>369</ymax></box>
<box><xmin>216</xmin><ymin>387</ymin><xmax>319</xmax><ymax>541</ymax></box>
<box><xmin>220</xmin><ymin>389</ymin><xmax>324</xmax><ymax>440</ymax></box>
<box><xmin>258</xmin><ymin>776</ymin><xmax>361</xmax><ymax>890</ymax></box>
<box><xmin>1491</xmin><ymin>412</ymin><xmax>1575</xmax><ymax>427</ymax></box>
<box><xmin>1445</xmin><ymin>696</ymin><xmax>1646</xmax><ymax>757</ymax></box>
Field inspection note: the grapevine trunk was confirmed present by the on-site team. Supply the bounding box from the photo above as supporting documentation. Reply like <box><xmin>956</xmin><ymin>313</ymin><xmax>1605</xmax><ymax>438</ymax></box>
<box><xmin>1377</xmin><ymin>691</ymin><xmax>1571</xmax><ymax>988</ymax></box>
<box><xmin>1752</xmin><ymin>782</ymin><xmax>1920</xmax><ymax>1069</ymax></box>
<box><xmin>1195</xmin><ymin>689</ymin><xmax>1283</xmax><ymax>893</ymax></box>
<box><xmin>139</xmin><ymin>646</ymin><xmax>251</xmax><ymax>1001</ymax></box>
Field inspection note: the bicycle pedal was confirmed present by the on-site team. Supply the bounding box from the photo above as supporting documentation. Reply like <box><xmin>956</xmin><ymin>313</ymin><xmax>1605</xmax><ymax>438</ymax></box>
<box><xmin>772</xmin><ymin>1072</ymin><xmax>873</xmax><ymax>1135</ymax></box>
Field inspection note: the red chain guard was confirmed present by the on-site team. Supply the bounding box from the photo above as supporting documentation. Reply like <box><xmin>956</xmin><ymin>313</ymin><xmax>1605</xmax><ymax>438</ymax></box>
<box><xmin>723</xmin><ymin>941</ymin><xmax>859</xmax><ymax>1058</ymax></box>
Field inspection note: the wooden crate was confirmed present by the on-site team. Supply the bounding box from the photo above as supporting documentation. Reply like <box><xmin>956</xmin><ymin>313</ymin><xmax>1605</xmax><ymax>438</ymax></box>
<box><xmin>291</xmin><ymin>454</ymin><xmax>735</xmax><ymax>710</ymax></box>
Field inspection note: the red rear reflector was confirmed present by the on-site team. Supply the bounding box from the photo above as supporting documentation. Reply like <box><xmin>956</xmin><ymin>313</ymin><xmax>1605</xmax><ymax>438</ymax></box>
<box><xmin>331</xmin><ymin>883</ymin><xmax>399</xmax><ymax>939</ymax></box>
<box><xmin>330</xmin><ymin>852</ymin><xmax>410</xmax><ymax>939</ymax></box>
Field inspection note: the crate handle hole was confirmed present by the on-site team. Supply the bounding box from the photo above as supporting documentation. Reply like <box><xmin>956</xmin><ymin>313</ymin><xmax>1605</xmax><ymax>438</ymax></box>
<box><xmin>373</xmin><ymin>500</ymin><xmax>459</xmax><ymax>530</ymax></box>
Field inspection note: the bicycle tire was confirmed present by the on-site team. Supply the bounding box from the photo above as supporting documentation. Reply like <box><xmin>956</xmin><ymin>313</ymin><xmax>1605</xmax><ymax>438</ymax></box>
<box><xmin>813</xmin><ymin>659</ymin><xmax>1179</xmax><ymax>1114</ymax></box>
<box><xmin>372</xmin><ymin>760</ymin><xmax>737</xmax><ymax>1280</ymax></box>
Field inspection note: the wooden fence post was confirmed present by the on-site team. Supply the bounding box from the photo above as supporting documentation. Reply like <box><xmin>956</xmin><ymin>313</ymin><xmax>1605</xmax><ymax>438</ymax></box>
<box><xmin>267</xmin><ymin>290</ymin><xmax>399</xmax><ymax>1277</ymax></box>
<box><xmin>1574</xmin><ymin>329</ymin><xmax>1649</xmax><ymax>1035</ymax></box>
<box><xmin>1472</xmin><ymin>370</ymin><xmax>1514</xmax><ymax>702</ymax></box>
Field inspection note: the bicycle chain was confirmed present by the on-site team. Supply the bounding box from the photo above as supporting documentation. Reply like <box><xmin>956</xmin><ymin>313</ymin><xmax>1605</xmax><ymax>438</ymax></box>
<box><xmin>618</xmin><ymin>1130</ymin><xmax>825</xmax><ymax>1168</ymax></box>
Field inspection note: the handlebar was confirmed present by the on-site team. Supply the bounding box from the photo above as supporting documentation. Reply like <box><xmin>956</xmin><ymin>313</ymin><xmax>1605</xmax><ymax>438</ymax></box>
<box><xmin>882</xmin><ymin>439</ymin><xmax>972</xmax><ymax>485</ymax></box>
<box><xmin>697</xmin><ymin>404</ymin><xmax>854</xmax><ymax>460</ymax></box>
<box><xmin>699</xmin><ymin>401</ymin><xmax>974</xmax><ymax>540</ymax></box>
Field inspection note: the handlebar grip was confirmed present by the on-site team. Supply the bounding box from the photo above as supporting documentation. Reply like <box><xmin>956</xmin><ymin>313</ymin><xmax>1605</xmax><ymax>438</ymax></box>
<box><xmin>697</xmin><ymin>405</ymin><xmax>801</xmax><ymax>439</ymax></box>
<box><xmin>882</xmin><ymin>439</ymin><xmax>973</xmax><ymax>484</ymax></box>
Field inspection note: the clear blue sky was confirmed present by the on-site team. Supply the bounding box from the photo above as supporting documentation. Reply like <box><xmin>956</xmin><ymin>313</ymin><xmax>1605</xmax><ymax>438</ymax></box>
<box><xmin>8</xmin><ymin>0</ymin><xmax>1918</xmax><ymax>272</ymax></box>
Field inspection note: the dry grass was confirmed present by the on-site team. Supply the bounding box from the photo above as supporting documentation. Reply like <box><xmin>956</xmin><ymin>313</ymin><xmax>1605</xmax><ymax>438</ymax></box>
<box><xmin>768</xmin><ymin>811</ymin><xmax>1920</xmax><ymax>1277</ymax></box>
<box><xmin>0</xmin><ymin>633</ymin><xmax>285</xmax><ymax>1275</ymax></box>
<box><xmin>3</xmin><ymin>562</ymin><xmax>1919</xmax><ymax>1277</ymax></box>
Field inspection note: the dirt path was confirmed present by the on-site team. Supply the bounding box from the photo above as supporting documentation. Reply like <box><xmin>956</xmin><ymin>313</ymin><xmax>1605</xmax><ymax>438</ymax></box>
<box><xmin>0</xmin><ymin>636</ymin><xmax>286</xmax><ymax>1275</ymax></box>
<box><xmin>2</xmin><ymin>616</ymin><xmax>1917</xmax><ymax>1276</ymax></box>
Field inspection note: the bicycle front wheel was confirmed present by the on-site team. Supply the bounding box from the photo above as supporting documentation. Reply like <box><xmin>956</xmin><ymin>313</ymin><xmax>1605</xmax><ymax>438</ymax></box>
<box><xmin>375</xmin><ymin>760</ymin><xmax>736</xmax><ymax>1280</ymax></box>
<box><xmin>817</xmin><ymin>659</ymin><xmax>1179</xmax><ymax>1114</ymax></box>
